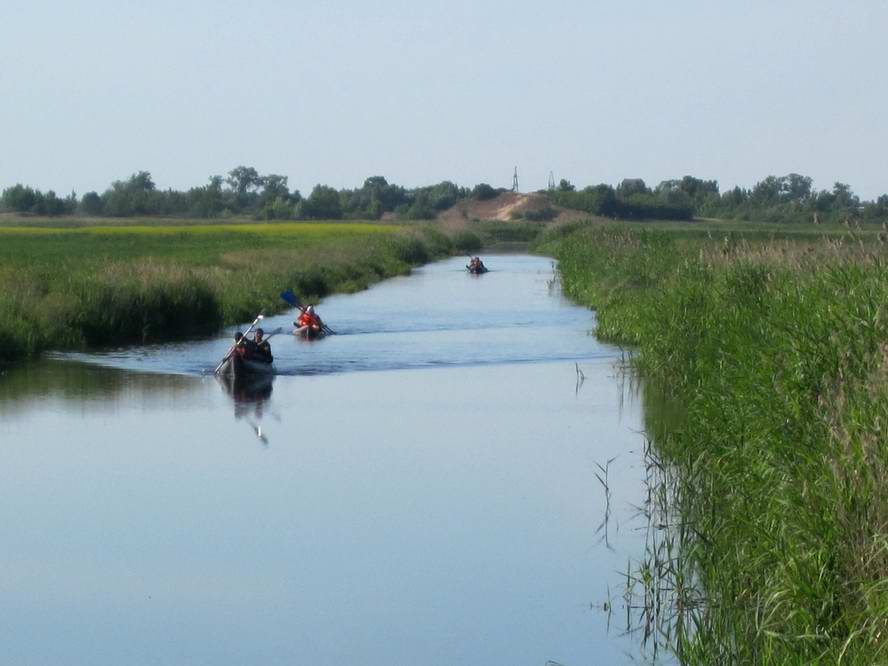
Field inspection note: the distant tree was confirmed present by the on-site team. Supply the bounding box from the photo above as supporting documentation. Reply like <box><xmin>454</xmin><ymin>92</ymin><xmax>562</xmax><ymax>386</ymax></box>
<box><xmin>617</xmin><ymin>178</ymin><xmax>648</xmax><ymax>198</ymax></box>
<box><xmin>557</xmin><ymin>179</ymin><xmax>575</xmax><ymax>192</ymax></box>
<box><xmin>188</xmin><ymin>176</ymin><xmax>224</xmax><ymax>217</ymax></box>
<box><xmin>102</xmin><ymin>171</ymin><xmax>159</xmax><ymax>216</ymax></box>
<box><xmin>2</xmin><ymin>184</ymin><xmax>38</xmax><ymax>212</ymax></box>
<box><xmin>471</xmin><ymin>183</ymin><xmax>498</xmax><ymax>200</ymax></box>
<box><xmin>426</xmin><ymin>181</ymin><xmax>462</xmax><ymax>210</ymax></box>
<box><xmin>832</xmin><ymin>182</ymin><xmax>859</xmax><ymax>214</ymax></box>
<box><xmin>782</xmin><ymin>173</ymin><xmax>813</xmax><ymax>202</ymax></box>
<box><xmin>258</xmin><ymin>174</ymin><xmax>289</xmax><ymax>206</ymax></box>
<box><xmin>130</xmin><ymin>171</ymin><xmax>155</xmax><ymax>192</ymax></box>
<box><xmin>226</xmin><ymin>166</ymin><xmax>261</xmax><ymax>195</ymax></box>
<box><xmin>403</xmin><ymin>190</ymin><xmax>436</xmax><ymax>220</ymax></box>
<box><xmin>271</xmin><ymin>196</ymin><xmax>293</xmax><ymax>219</ymax></box>
<box><xmin>79</xmin><ymin>191</ymin><xmax>102</xmax><ymax>215</ymax></box>
<box><xmin>301</xmin><ymin>184</ymin><xmax>342</xmax><ymax>219</ymax></box>
<box><xmin>751</xmin><ymin>175</ymin><xmax>781</xmax><ymax>204</ymax></box>
<box><xmin>41</xmin><ymin>190</ymin><xmax>65</xmax><ymax>216</ymax></box>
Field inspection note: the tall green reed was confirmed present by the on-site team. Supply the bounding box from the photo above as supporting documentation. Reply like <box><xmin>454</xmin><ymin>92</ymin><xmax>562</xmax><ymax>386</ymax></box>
<box><xmin>546</xmin><ymin>227</ymin><xmax>888</xmax><ymax>663</ymax></box>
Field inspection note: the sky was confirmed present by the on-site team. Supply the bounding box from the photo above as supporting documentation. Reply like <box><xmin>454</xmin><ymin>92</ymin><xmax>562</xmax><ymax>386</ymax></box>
<box><xmin>1</xmin><ymin>0</ymin><xmax>886</xmax><ymax>199</ymax></box>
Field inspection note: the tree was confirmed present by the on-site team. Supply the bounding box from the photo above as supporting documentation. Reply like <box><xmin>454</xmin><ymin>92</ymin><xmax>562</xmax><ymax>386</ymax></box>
<box><xmin>2</xmin><ymin>184</ymin><xmax>38</xmax><ymax>212</ymax></box>
<box><xmin>557</xmin><ymin>179</ymin><xmax>575</xmax><ymax>192</ymax></box>
<box><xmin>188</xmin><ymin>176</ymin><xmax>224</xmax><ymax>218</ymax></box>
<box><xmin>617</xmin><ymin>178</ymin><xmax>648</xmax><ymax>198</ymax></box>
<box><xmin>782</xmin><ymin>173</ymin><xmax>812</xmax><ymax>202</ymax></box>
<box><xmin>41</xmin><ymin>190</ymin><xmax>65</xmax><ymax>216</ymax></box>
<box><xmin>301</xmin><ymin>184</ymin><xmax>342</xmax><ymax>219</ymax></box>
<box><xmin>832</xmin><ymin>182</ymin><xmax>859</xmax><ymax>213</ymax></box>
<box><xmin>471</xmin><ymin>183</ymin><xmax>498</xmax><ymax>200</ymax></box>
<box><xmin>226</xmin><ymin>166</ymin><xmax>261</xmax><ymax>195</ymax></box>
<box><xmin>80</xmin><ymin>191</ymin><xmax>103</xmax><ymax>215</ymax></box>
<box><xmin>102</xmin><ymin>171</ymin><xmax>159</xmax><ymax>216</ymax></box>
<box><xmin>258</xmin><ymin>174</ymin><xmax>289</xmax><ymax>206</ymax></box>
<box><xmin>751</xmin><ymin>175</ymin><xmax>781</xmax><ymax>204</ymax></box>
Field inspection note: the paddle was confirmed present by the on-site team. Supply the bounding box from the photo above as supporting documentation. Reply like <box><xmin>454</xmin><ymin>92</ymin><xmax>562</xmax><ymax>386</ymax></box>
<box><xmin>260</xmin><ymin>326</ymin><xmax>285</xmax><ymax>341</ymax></box>
<box><xmin>214</xmin><ymin>314</ymin><xmax>263</xmax><ymax>374</ymax></box>
<box><xmin>279</xmin><ymin>290</ymin><xmax>335</xmax><ymax>335</ymax></box>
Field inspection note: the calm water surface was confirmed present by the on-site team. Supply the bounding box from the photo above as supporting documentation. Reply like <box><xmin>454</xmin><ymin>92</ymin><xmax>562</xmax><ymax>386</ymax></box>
<box><xmin>1</xmin><ymin>255</ymin><xmax>665</xmax><ymax>665</ymax></box>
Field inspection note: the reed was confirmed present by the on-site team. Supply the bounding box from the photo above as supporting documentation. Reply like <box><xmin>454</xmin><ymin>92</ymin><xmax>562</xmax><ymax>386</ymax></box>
<box><xmin>544</xmin><ymin>226</ymin><xmax>888</xmax><ymax>663</ymax></box>
<box><xmin>0</xmin><ymin>221</ymin><xmax>450</xmax><ymax>364</ymax></box>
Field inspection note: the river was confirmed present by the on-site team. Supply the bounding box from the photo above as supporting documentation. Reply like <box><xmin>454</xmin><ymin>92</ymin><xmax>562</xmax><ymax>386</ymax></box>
<box><xmin>0</xmin><ymin>255</ymin><xmax>666</xmax><ymax>665</ymax></box>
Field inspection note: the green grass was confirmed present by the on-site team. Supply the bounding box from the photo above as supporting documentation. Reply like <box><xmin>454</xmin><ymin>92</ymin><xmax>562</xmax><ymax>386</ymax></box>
<box><xmin>541</xmin><ymin>225</ymin><xmax>888</xmax><ymax>663</ymax></box>
<box><xmin>0</xmin><ymin>218</ymin><xmax>449</xmax><ymax>364</ymax></box>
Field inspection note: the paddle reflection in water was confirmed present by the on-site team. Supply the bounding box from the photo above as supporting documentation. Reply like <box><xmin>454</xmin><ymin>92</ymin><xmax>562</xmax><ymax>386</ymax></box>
<box><xmin>216</xmin><ymin>373</ymin><xmax>276</xmax><ymax>445</ymax></box>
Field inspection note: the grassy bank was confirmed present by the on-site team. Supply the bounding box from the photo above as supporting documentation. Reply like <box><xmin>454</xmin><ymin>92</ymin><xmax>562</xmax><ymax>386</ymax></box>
<box><xmin>0</xmin><ymin>218</ymin><xmax>453</xmax><ymax>364</ymax></box>
<box><xmin>541</xmin><ymin>225</ymin><xmax>888</xmax><ymax>663</ymax></box>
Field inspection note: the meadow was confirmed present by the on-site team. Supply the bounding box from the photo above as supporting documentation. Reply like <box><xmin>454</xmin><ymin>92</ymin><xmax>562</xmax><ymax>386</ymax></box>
<box><xmin>540</xmin><ymin>223</ymin><xmax>888</xmax><ymax>663</ymax></box>
<box><xmin>0</xmin><ymin>218</ymin><xmax>454</xmax><ymax>364</ymax></box>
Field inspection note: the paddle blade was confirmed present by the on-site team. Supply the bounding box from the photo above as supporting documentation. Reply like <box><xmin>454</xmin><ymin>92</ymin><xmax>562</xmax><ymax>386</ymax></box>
<box><xmin>280</xmin><ymin>289</ymin><xmax>299</xmax><ymax>307</ymax></box>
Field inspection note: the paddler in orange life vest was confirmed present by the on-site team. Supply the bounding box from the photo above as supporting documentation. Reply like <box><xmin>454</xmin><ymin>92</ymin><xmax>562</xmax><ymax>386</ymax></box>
<box><xmin>294</xmin><ymin>305</ymin><xmax>323</xmax><ymax>337</ymax></box>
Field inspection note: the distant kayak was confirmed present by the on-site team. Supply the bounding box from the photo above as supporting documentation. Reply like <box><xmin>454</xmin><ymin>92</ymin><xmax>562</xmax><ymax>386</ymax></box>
<box><xmin>294</xmin><ymin>326</ymin><xmax>326</xmax><ymax>340</ymax></box>
<box><xmin>467</xmin><ymin>264</ymin><xmax>488</xmax><ymax>274</ymax></box>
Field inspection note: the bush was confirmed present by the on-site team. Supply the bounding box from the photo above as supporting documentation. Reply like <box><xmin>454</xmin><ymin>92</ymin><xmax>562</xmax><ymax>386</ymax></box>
<box><xmin>522</xmin><ymin>206</ymin><xmax>557</xmax><ymax>222</ymax></box>
<box><xmin>471</xmin><ymin>183</ymin><xmax>498</xmax><ymax>201</ymax></box>
<box><xmin>451</xmin><ymin>230</ymin><xmax>482</xmax><ymax>252</ymax></box>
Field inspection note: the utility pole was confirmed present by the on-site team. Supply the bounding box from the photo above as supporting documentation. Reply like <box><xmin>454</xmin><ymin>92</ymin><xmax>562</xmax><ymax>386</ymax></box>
<box><xmin>548</xmin><ymin>171</ymin><xmax>555</xmax><ymax>191</ymax></box>
<box><xmin>512</xmin><ymin>166</ymin><xmax>519</xmax><ymax>193</ymax></box>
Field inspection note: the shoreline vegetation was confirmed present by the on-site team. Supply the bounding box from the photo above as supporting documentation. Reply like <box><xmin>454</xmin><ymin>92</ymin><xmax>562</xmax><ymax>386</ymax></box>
<box><xmin>0</xmin><ymin>219</ymin><xmax>484</xmax><ymax>366</ymax></box>
<box><xmin>540</xmin><ymin>224</ymin><xmax>887</xmax><ymax>663</ymax></box>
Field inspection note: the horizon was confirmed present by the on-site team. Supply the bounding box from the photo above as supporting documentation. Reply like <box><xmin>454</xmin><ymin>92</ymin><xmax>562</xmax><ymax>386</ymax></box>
<box><xmin>3</xmin><ymin>1</ymin><xmax>886</xmax><ymax>200</ymax></box>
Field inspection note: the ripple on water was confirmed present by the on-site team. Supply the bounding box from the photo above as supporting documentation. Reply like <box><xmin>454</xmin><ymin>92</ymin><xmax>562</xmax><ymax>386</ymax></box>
<box><xmin>50</xmin><ymin>254</ymin><xmax>612</xmax><ymax>377</ymax></box>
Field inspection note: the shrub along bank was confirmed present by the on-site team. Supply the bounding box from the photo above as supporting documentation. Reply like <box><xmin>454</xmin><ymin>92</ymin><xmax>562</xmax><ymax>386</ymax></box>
<box><xmin>0</xmin><ymin>221</ymin><xmax>453</xmax><ymax>365</ymax></box>
<box><xmin>542</xmin><ymin>226</ymin><xmax>888</xmax><ymax>663</ymax></box>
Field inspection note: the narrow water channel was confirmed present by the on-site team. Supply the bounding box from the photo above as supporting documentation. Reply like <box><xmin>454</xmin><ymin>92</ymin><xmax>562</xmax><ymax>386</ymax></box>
<box><xmin>0</xmin><ymin>255</ymin><xmax>666</xmax><ymax>665</ymax></box>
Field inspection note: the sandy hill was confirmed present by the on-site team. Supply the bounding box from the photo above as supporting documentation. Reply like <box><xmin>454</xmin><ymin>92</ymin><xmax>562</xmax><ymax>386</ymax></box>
<box><xmin>437</xmin><ymin>191</ymin><xmax>586</xmax><ymax>228</ymax></box>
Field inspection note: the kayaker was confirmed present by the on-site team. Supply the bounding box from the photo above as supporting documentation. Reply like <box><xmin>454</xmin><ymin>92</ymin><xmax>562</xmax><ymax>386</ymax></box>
<box><xmin>468</xmin><ymin>256</ymin><xmax>486</xmax><ymax>272</ymax></box>
<box><xmin>233</xmin><ymin>330</ymin><xmax>260</xmax><ymax>360</ymax></box>
<box><xmin>233</xmin><ymin>331</ymin><xmax>248</xmax><ymax>358</ymax></box>
<box><xmin>295</xmin><ymin>305</ymin><xmax>323</xmax><ymax>337</ymax></box>
<box><xmin>253</xmin><ymin>328</ymin><xmax>273</xmax><ymax>362</ymax></box>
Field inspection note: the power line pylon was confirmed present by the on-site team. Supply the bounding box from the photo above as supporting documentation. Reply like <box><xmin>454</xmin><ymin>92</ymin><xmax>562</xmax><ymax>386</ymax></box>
<box><xmin>548</xmin><ymin>171</ymin><xmax>555</xmax><ymax>191</ymax></box>
<box><xmin>512</xmin><ymin>166</ymin><xmax>519</xmax><ymax>193</ymax></box>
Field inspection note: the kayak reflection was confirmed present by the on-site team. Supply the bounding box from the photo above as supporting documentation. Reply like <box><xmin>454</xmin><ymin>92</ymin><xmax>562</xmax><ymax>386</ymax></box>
<box><xmin>216</xmin><ymin>373</ymin><xmax>275</xmax><ymax>444</ymax></box>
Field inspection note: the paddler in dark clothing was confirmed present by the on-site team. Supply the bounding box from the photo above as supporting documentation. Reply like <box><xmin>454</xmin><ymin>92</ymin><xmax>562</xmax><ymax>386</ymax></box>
<box><xmin>253</xmin><ymin>328</ymin><xmax>273</xmax><ymax>362</ymax></box>
<box><xmin>233</xmin><ymin>331</ymin><xmax>248</xmax><ymax>358</ymax></box>
<box><xmin>233</xmin><ymin>331</ymin><xmax>259</xmax><ymax>360</ymax></box>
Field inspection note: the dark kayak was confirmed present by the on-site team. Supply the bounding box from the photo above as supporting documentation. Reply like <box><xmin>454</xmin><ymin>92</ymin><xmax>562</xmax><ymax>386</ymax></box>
<box><xmin>467</xmin><ymin>265</ymin><xmax>488</xmax><ymax>274</ymax></box>
<box><xmin>218</xmin><ymin>354</ymin><xmax>274</xmax><ymax>380</ymax></box>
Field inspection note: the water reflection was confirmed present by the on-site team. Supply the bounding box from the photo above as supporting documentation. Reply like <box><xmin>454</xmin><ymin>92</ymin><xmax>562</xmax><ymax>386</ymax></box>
<box><xmin>216</xmin><ymin>373</ymin><xmax>275</xmax><ymax>445</ymax></box>
<box><xmin>0</xmin><ymin>360</ymin><xmax>198</xmax><ymax>418</ymax></box>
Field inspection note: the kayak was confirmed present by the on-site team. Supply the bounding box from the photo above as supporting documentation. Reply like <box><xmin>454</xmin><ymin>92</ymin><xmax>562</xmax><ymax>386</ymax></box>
<box><xmin>218</xmin><ymin>353</ymin><xmax>274</xmax><ymax>380</ymax></box>
<box><xmin>294</xmin><ymin>326</ymin><xmax>326</xmax><ymax>340</ymax></box>
<box><xmin>467</xmin><ymin>265</ymin><xmax>488</xmax><ymax>274</ymax></box>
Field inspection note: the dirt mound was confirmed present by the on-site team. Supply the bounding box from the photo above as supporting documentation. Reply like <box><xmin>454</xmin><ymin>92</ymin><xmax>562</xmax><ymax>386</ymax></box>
<box><xmin>437</xmin><ymin>191</ymin><xmax>588</xmax><ymax>228</ymax></box>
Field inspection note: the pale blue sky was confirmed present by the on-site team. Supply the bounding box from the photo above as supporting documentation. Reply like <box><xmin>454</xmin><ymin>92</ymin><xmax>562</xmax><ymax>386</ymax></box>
<box><xmin>2</xmin><ymin>0</ymin><xmax>885</xmax><ymax>199</ymax></box>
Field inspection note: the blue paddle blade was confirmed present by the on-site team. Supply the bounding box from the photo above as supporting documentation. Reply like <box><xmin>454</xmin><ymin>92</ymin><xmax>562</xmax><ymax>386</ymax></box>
<box><xmin>280</xmin><ymin>290</ymin><xmax>299</xmax><ymax>307</ymax></box>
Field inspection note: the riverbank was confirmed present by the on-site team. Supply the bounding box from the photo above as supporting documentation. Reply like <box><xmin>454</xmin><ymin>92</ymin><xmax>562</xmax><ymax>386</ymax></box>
<box><xmin>540</xmin><ymin>225</ymin><xmax>888</xmax><ymax>663</ymax></box>
<box><xmin>0</xmin><ymin>219</ymin><xmax>458</xmax><ymax>365</ymax></box>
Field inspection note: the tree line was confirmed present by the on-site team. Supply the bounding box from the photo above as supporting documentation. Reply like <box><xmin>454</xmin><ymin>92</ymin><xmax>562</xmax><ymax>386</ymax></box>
<box><xmin>3</xmin><ymin>168</ymin><xmax>886</xmax><ymax>224</ymax></box>
<box><xmin>0</xmin><ymin>167</ymin><xmax>505</xmax><ymax>221</ymax></box>
<box><xmin>548</xmin><ymin>174</ymin><xmax>888</xmax><ymax>224</ymax></box>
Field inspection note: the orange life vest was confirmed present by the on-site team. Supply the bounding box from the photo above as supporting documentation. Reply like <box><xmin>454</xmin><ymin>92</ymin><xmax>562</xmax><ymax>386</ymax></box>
<box><xmin>297</xmin><ymin>312</ymin><xmax>320</xmax><ymax>328</ymax></box>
